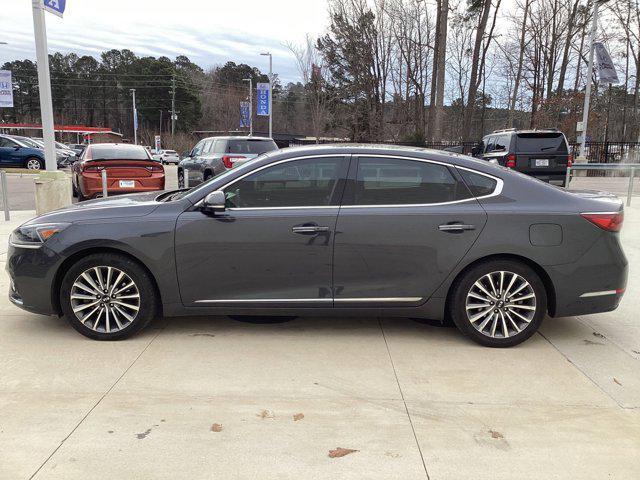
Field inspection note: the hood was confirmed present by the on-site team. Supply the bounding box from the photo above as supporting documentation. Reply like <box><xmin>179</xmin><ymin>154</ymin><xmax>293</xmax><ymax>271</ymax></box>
<box><xmin>24</xmin><ymin>192</ymin><xmax>162</xmax><ymax>225</ymax></box>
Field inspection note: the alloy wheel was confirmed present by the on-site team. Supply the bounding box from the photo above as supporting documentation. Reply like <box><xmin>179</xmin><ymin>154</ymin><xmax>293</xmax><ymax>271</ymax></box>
<box><xmin>465</xmin><ymin>270</ymin><xmax>536</xmax><ymax>339</ymax></box>
<box><xmin>70</xmin><ymin>266</ymin><xmax>140</xmax><ymax>333</ymax></box>
<box><xmin>26</xmin><ymin>159</ymin><xmax>42</xmax><ymax>170</ymax></box>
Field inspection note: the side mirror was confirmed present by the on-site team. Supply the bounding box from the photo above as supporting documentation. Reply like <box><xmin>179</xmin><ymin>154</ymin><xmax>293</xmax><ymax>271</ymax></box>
<box><xmin>202</xmin><ymin>190</ymin><xmax>226</xmax><ymax>213</ymax></box>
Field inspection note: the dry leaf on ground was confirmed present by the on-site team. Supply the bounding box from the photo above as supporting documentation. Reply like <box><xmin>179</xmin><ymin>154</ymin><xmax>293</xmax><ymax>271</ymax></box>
<box><xmin>211</xmin><ymin>423</ymin><xmax>223</xmax><ymax>432</ymax></box>
<box><xmin>328</xmin><ymin>447</ymin><xmax>359</xmax><ymax>458</ymax></box>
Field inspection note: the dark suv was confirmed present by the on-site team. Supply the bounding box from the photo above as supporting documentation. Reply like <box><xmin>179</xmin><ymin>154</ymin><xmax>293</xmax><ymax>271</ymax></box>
<box><xmin>475</xmin><ymin>129</ymin><xmax>572</xmax><ymax>186</ymax></box>
<box><xmin>178</xmin><ymin>136</ymin><xmax>278</xmax><ymax>187</ymax></box>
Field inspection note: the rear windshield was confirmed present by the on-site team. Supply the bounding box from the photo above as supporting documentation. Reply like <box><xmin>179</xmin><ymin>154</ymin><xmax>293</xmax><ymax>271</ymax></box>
<box><xmin>227</xmin><ymin>139</ymin><xmax>278</xmax><ymax>155</ymax></box>
<box><xmin>516</xmin><ymin>133</ymin><xmax>567</xmax><ymax>154</ymax></box>
<box><xmin>87</xmin><ymin>145</ymin><xmax>151</xmax><ymax>161</ymax></box>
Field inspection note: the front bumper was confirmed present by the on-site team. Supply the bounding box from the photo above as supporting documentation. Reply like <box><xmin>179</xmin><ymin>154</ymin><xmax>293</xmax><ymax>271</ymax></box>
<box><xmin>5</xmin><ymin>243</ymin><xmax>62</xmax><ymax>316</ymax></box>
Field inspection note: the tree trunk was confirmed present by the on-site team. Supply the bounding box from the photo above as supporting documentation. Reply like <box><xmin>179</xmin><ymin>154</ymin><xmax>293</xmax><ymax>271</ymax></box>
<box><xmin>433</xmin><ymin>0</ymin><xmax>449</xmax><ymax>141</ymax></box>
<box><xmin>508</xmin><ymin>0</ymin><xmax>530</xmax><ymax>128</ymax></box>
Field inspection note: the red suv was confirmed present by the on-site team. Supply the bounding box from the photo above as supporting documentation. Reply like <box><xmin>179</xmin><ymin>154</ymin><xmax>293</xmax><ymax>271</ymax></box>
<box><xmin>72</xmin><ymin>144</ymin><xmax>165</xmax><ymax>200</ymax></box>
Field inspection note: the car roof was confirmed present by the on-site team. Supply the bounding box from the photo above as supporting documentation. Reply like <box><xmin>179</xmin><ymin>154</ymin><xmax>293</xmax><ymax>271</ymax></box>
<box><xmin>202</xmin><ymin>136</ymin><xmax>273</xmax><ymax>141</ymax></box>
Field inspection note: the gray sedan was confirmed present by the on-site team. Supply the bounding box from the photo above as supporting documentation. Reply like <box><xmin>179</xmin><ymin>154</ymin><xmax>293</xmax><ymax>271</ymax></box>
<box><xmin>6</xmin><ymin>145</ymin><xmax>627</xmax><ymax>347</ymax></box>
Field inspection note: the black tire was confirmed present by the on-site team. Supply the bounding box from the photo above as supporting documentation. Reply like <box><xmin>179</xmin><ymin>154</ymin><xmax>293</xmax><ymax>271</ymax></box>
<box><xmin>177</xmin><ymin>169</ymin><xmax>185</xmax><ymax>188</ymax></box>
<box><xmin>449</xmin><ymin>260</ymin><xmax>547</xmax><ymax>348</ymax></box>
<box><xmin>25</xmin><ymin>157</ymin><xmax>44</xmax><ymax>171</ymax></box>
<box><xmin>60</xmin><ymin>253</ymin><xmax>158</xmax><ymax>340</ymax></box>
<box><xmin>229</xmin><ymin>315</ymin><xmax>297</xmax><ymax>324</ymax></box>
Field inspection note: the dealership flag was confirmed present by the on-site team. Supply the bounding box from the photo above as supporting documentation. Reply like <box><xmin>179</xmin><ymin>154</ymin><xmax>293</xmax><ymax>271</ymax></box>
<box><xmin>594</xmin><ymin>42</ymin><xmax>619</xmax><ymax>85</ymax></box>
<box><xmin>0</xmin><ymin>70</ymin><xmax>13</xmax><ymax>108</ymax></box>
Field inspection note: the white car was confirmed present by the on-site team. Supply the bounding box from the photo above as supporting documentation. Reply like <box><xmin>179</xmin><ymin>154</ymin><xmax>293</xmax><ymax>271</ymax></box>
<box><xmin>153</xmin><ymin>149</ymin><xmax>180</xmax><ymax>164</ymax></box>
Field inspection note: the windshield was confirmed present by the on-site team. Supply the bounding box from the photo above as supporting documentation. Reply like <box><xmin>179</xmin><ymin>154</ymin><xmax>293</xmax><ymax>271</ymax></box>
<box><xmin>87</xmin><ymin>145</ymin><xmax>151</xmax><ymax>161</ymax></box>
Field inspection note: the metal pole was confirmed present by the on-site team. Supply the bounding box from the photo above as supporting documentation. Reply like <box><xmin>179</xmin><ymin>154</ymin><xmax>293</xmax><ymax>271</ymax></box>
<box><xmin>31</xmin><ymin>0</ymin><xmax>57</xmax><ymax>171</ymax></box>
<box><xmin>578</xmin><ymin>0</ymin><xmax>604</xmax><ymax>161</ymax></box>
<box><xmin>171</xmin><ymin>74</ymin><xmax>176</xmax><ymax>136</ymax></box>
<box><xmin>268</xmin><ymin>54</ymin><xmax>273</xmax><ymax>139</ymax></box>
<box><xmin>627</xmin><ymin>167</ymin><xmax>635</xmax><ymax>207</ymax></box>
<box><xmin>248</xmin><ymin>78</ymin><xmax>253</xmax><ymax>136</ymax></box>
<box><xmin>565</xmin><ymin>165</ymin><xmax>571</xmax><ymax>189</ymax></box>
<box><xmin>1</xmin><ymin>171</ymin><xmax>9</xmax><ymax>221</ymax></box>
<box><xmin>184</xmin><ymin>169</ymin><xmax>189</xmax><ymax>188</ymax></box>
<box><xmin>130</xmin><ymin>88</ymin><xmax>137</xmax><ymax>145</ymax></box>
<box><xmin>101</xmin><ymin>168</ymin><xmax>108</xmax><ymax>198</ymax></box>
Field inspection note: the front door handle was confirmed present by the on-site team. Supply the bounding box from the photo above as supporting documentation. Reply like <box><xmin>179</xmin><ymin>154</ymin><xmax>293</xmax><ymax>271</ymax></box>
<box><xmin>292</xmin><ymin>225</ymin><xmax>330</xmax><ymax>235</ymax></box>
<box><xmin>438</xmin><ymin>223</ymin><xmax>476</xmax><ymax>233</ymax></box>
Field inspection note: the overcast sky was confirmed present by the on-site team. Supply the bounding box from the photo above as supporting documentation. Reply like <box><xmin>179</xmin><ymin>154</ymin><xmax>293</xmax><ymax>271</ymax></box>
<box><xmin>0</xmin><ymin>0</ymin><xmax>330</xmax><ymax>82</ymax></box>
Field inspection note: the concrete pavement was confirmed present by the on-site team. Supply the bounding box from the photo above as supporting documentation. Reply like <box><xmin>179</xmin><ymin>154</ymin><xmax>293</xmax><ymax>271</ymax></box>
<box><xmin>0</xmin><ymin>205</ymin><xmax>639</xmax><ymax>479</ymax></box>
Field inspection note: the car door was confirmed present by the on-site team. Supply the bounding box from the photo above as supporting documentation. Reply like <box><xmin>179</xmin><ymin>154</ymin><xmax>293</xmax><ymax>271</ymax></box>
<box><xmin>0</xmin><ymin>137</ymin><xmax>21</xmax><ymax>166</ymax></box>
<box><xmin>332</xmin><ymin>155</ymin><xmax>488</xmax><ymax>307</ymax></box>
<box><xmin>174</xmin><ymin>155</ymin><xmax>350</xmax><ymax>306</ymax></box>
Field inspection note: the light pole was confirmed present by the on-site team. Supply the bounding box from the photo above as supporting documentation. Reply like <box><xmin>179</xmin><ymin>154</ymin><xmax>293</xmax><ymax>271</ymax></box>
<box><xmin>31</xmin><ymin>1</ymin><xmax>56</xmax><ymax>171</ymax></box>
<box><xmin>260</xmin><ymin>52</ymin><xmax>273</xmax><ymax>138</ymax></box>
<box><xmin>243</xmin><ymin>78</ymin><xmax>253</xmax><ymax>136</ymax></box>
<box><xmin>130</xmin><ymin>88</ymin><xmax>137</xmax><ymax>145</ymax></box>
<box><xmin>577</xmin><ymin>0</ymin><xmax>610</xmax><ymax>162</ymax></box>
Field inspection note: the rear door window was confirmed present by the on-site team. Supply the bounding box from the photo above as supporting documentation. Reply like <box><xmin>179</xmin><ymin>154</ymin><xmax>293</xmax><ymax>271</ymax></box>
<box><xmin>516</xmin><ymin>133</ymin><xmax>568</xmax><ymax>154</ymax></box>
<box><xmin>352</xmin><ymin>157</ymin><xmax>466</xmax><ymax>205</ymax></box>
<box><xmin>458</xmin><ymin>169</ymin><xmax>499</xmax><ymax>197</ymax></box>
<box><xmin>484</xmin><ymin>137</ymin><xmax>496</xmax><ymax>153</ymax></box>
<box><xmin>227</xmin><ymin>139</ymin><xmax>278</xmax><ymax>155</ymax></box>
<box><xmin>494</xmin><ymin>135</ymin><xmax>509</xmax><ymax>152</ymax></box>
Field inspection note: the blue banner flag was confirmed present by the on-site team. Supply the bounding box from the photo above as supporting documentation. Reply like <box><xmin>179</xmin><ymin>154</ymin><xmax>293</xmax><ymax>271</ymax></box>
<box><xmin>256</xmin><ymin>82</ymin><xmax>270</xmax><ymax>116</ymax></box>
<box><xmin>43</xmin><ymin>0</ymin><xmax>66</xmax><ymax>17</ymax></box>
<box><xmin>240</xmin><ymin>101</ymin><xmax>250</xmax><ymax>128</ymax></box>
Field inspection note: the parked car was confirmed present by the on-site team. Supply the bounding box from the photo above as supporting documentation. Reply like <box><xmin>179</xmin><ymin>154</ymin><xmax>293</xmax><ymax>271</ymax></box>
<box><xmin>152</xmin><ymin>149</ymin><xmax>180</xmax><ymax>165</ymax></box>
<box><xmin>71</xmin><ymin>143</ymin><xmax>165</xmax><ymax>201</ymax></box>
<box><xmin>0</xmin><ymin>134</ymin><xmax>45</xmax><ymax>170</ymax></box>
<box><xmin>29</xmin><ymin>137</ymin><xmax>77</xmax><ymax>166</ymax></box>
<box><xmin>178</xmin><ymin>136</ymin><xmax>278</xmax><ymax>188</ymax></box>
<box><xmin>474</xmin><ymin>129</ymin><xmax>572</xmax><ymax>186</ymax></box>
<box><xmin>7</xmin><ymin>145</ymin><xmax>626</xmax><ymax>346</ymax></box>
<box><xmin>67</xmin><ymin>144</ymin><xmax>87</xmax><ymax>156</ymax></box>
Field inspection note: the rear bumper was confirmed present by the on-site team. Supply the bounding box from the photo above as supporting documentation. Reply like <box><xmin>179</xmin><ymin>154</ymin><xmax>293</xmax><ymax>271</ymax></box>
<box><xmin>548</xmin><ymin>232</ymin><xmax>627</xmax><ymax>317</ymax></box>
<box><xmin>527</xmin><ymin>172</ymin><xmax>567</xmax><ymax>185</ymax></box>
<box><xmin>81</xmin><ymin>174</ymin><xmax>165</xmax><ymax>198</ymax></box>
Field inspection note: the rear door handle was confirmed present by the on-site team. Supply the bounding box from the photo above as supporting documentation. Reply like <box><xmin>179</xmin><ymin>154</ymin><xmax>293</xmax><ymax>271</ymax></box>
<box><xmin>292</xmin><ymin>225</ymin><xmax>330</xmax><ymax>235</ymax></box>
<box><xmin>438</xmin><ymin>223</ymin><xmax>476</xmax><ymax>233</ymax></box>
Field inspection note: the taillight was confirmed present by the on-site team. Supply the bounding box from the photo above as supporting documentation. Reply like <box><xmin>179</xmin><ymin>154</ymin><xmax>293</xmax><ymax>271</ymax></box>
<box><xmin>146</xmin><ymin>164</ymin><xmax>164</xmax><ymax>172</ymax></box>
<box><xmin>581</xmin><ymin>212</ymin><xmax>624</xmax><ymax>232</ymax></box>
<box><xmin>222</xmin><ymin>155</ymin><xmax>246</xmax><ymax>169</ymax></box>
<box><xmin>506</xmin><ymin>154</ymin><xmax>516</xmax><ymax>168</ymax></box>
<box><xmin>82</xmin><ymin>165</ymin><xmax>100</xmax><ymax>172</ymax></box>
<box><xmin>567</xmin><ymin>154</ymin><xmax>573</xmax><ymax>167</ymax></box>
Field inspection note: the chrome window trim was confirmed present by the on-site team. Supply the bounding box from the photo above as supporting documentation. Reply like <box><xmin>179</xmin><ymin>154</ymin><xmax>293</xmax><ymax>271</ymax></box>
<box><xmin>193</xmin><ymin>153</ymin><xmax>504</xmax><ymax>210</ymax></box>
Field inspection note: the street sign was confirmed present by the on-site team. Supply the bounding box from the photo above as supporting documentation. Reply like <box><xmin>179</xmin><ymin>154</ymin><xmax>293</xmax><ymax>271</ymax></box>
<box><xmin>43</xmin><ymin>0</ymin><xmax>66</xmax><ymax>18</ymax></box>
<box><xmin>154</xmin><ymin>135</ymin><xmax>161</xmax><ymax>153</ymax></box>
<box><xmin>240</xmin><ymin>101</ymin><xmax>250</xmax><ymax>128</ymax></box>
<box><xmin>256</xmin><ymin>82</ymin><xmax>270</xmax><ymax>116</ymax></box>
<box><xmin>0</xmin><ymin>70</ymin><xmax>13</xmax><ymax>108</ymax></box>
<box><xmin>576</xmin><ymin>121</ymin><xmax>584</xmax><ymax>132</ymax></box>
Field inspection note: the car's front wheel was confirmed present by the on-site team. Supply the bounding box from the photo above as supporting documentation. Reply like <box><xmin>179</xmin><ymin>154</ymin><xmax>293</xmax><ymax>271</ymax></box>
<box><xmin>60</xmin><ymin>253</ymin><xmax>158</xmax><ymax>340</ymax></box>
<box><xmin>449</xmin><ymin>260</ymin><xmax>546</xmax><ymax>347</ymax></box>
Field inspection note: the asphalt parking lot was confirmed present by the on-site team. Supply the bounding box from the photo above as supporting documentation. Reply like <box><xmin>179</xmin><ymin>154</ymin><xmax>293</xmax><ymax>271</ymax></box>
<box><xmin>1</xmin><ymin>183</ymin><xmax>639</xmax><ymax>479</ymax></box>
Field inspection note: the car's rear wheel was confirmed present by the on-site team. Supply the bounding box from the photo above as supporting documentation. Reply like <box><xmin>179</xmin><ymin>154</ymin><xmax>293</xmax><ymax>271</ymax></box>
<box><xmin>60</xmin><ymin>253</ymin><xmax>158</xmax><ymax>340</ymax></box>
<box><xmin>449</xmin><ymin>260</ymin><xmax>546</xmax><ymax>347</ymax></box>
<box><xmin>25</xmin><ymin>157</ymin><xmax>44</xmax><ymax>170</ymax></box>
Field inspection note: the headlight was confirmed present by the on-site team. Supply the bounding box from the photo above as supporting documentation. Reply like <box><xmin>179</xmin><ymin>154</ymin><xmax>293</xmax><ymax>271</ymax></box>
<box><xmin>10</xmin><ymin>223</ymin><xmax>70</xmax><ymax>249</ymax></box>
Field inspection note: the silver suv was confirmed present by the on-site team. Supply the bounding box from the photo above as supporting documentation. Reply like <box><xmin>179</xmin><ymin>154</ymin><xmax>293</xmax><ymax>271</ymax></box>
<box><xmin>178</xmin><ymin>136</ymin><xmax>278</xmax><ymax>187</ymax></box>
